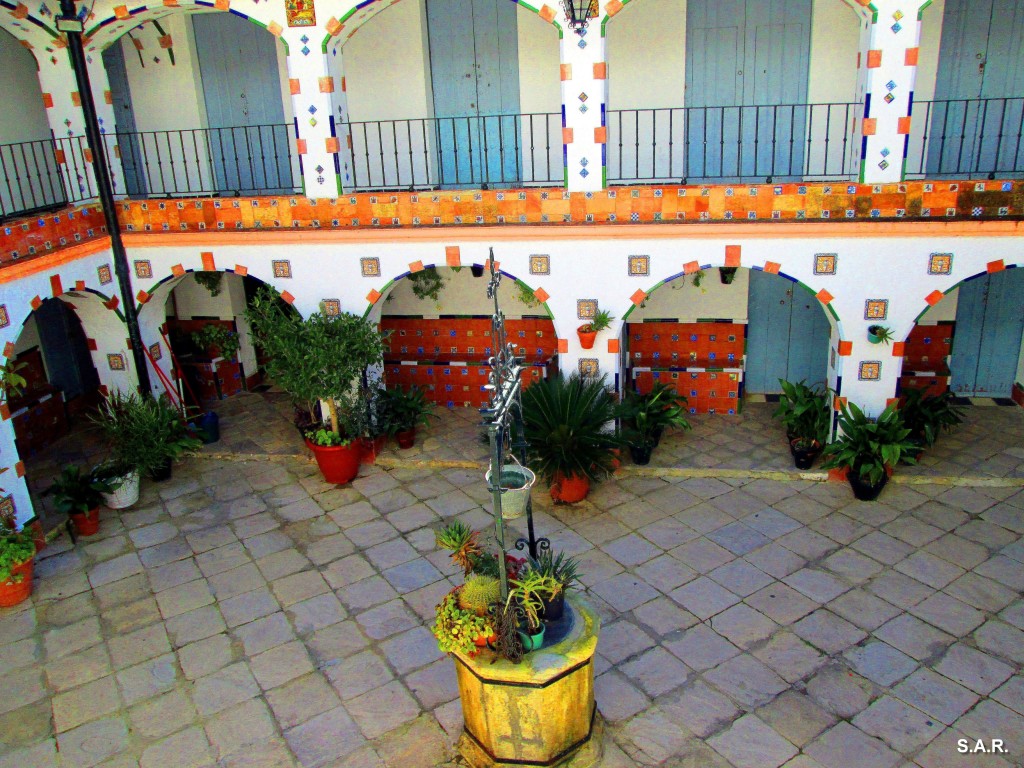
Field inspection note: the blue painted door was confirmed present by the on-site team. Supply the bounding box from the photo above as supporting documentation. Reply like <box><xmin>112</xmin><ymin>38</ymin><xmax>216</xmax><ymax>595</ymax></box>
<box><xmin>35</xmin><ymin>298</ymin><xmax>99</xmax><ymax>401</ymax></box>
<box><xmin>426</xmin><ymin>0</ymin><xmax>521</xmax><ymax>188</ymax></box>
<box><xmin>929</xmin><ymin>0</ymin><xmax>1024</xmax><ymax>177</ymax></box>
<box><xmin>685</xmin><ymin>0</ymin><xmax>811</xmax><ymax>182</ymax></box>
<box><xmin>102</xmin><ymin>42</ymin><xmax>147</xmax><ymax>196</ymax></box>
<box><xmin>950</xmin><ymin>268</ymin><xmax>1024</xmax><ymax>396</ymax></box>
<box><xmin>746</xmin><ymin>270</ymin><xmax>830</xmax><ymax>393</ymax></box>
<box><xmin>192</xmin><ymin>14</ymin><xmax>292</xmax><ymax>194</ymax></box>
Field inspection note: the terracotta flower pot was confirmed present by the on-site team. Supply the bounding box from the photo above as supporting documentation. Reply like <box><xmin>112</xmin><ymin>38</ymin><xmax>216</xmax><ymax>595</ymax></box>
<box><xmin>0</xmin><ymin>558</ymin><xmax>33</xmax><ymax>608</ymax></box>
<box><xmin>577</xmin><ymin>326</ymin><xmax>597</xmax><ymax>350</ymax></box>
<box><xmin>70</xmin><ymin>507</ymin><xmax>101</xmax><ymax>537</ymax></box>
<box><xmin>306</xmin><ymin>439</ymin><xmax>362</xmax><ymax>484</ymax></box>
<box><xmin>550</xmin><ymin>472</ymin><xmax>590</xmax><ymax>503</ymax></box>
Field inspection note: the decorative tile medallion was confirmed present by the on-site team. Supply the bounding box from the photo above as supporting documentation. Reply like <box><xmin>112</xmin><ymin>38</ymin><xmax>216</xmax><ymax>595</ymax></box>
<box><xmin>628</xmin><ymin>255</ymin><xmax>649</xmax><ymax>276</ymax></box>
<box><xmin>0</xmin><ymin>495</ymin><xmax>13</xmax><ymax>521</ymax></box>
<box><xmin>148</xmin><ymin>343</ymin><xmax>162</xmax><ymax>361</ymax></box>
<box><xmin>577</xmin><ymin>299</ymin><xmax>598</xmax><ymax>320</ymax></box>
<box><xmin>814</xmin><ymin>253</ymin><xmax>837</xmax><ymax>275</ymax></box>
<box><xmin>322</xmin><ymin>299</ymin><xmax>341</xmax><ymax>316</ymax></box>
<box><xmin>0</xmin><ymin>305</ymin><xmax>8</xmax><ymax>329</ymax></box>
<box><xmin>928</xmin><ymin>253</ymin><xmax>953</xmax><ymax>275</ymax></box>
<box><xmin>98</xmin><ymin>264</ymin><xmax>113</xmax><ymax>284</ymax></box>
<box><xmin>578</xmin><ymin>358</ymin><xmax>599</xmax><ymax>377</ymax></box>
<box><xmin>529</xmin><ymin>255</ymin><xmax>550</xmax><ymax>275</ymax></box>
<box><xmin>107</xmin><ymin>353</ymin><xmax>126</xmax><ymax>371</ymax></box>
<box><xmin>272</xmin><ymin>260</ymin><xmax>292</xmax><ymax>279</ymax></box>
<box><xmin>858</xmin><ymin>361</ymin><xmax>881</xmax><ymax>381</ymax></box>
<box><xmin>864</xmin><ymin>299</ymin><xmax>889</xmax><ymax>320</ymax></box>
<box><xmin>133</xmin><ymin>259</ymin><xmax>152</xmax><ymax>279</ymax></box>
<box><xmin>358</xmin><ymin>257</ymin><xmax>382</xmax><ymax>278</ymax></box>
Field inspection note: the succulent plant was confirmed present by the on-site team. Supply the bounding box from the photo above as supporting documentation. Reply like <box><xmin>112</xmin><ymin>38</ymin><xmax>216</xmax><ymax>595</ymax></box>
<box><xmin>457</xmin><ymin>575</ymin><xmax>501</xmax><ymax>615</ymax></box>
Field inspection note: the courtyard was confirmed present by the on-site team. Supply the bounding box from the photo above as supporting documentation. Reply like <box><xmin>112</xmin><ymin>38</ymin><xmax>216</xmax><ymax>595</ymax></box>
<box><xmin>2</xmin><ymin>395</ymin><xmax>1024</xmax><ymax>767</ymax></box>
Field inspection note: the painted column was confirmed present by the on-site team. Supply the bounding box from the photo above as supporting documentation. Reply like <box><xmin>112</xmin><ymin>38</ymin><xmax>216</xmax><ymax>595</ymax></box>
<box><xmin>282</xmin><ymin>25</ymin><xmax>341</xmax><ymax>197</ymax></box>
<box><xmin>323</xmin><ymin>39</ymin><xmax>354</xmax><ymax>193</ymax></box>
<box><xmin>85</xmin><ymin>52</ymin><xmax>128</xmax><ymax>196</ymax></box>
<box><xmin>856</xmin><ymin>0</ymin><xmax>925</xmax><ymax>183</ymax></box>
<box><xmin>556</xmin><ymin>4</ymin><xmax>607</xmax><ymax>192</ymax></box>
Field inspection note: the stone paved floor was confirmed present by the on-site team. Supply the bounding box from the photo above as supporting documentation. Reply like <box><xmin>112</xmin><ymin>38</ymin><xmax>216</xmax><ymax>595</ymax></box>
<box><xmin>4</xmin><ymin>394</ymin><xmax>1024</xmax><ymax>767</ymax></box>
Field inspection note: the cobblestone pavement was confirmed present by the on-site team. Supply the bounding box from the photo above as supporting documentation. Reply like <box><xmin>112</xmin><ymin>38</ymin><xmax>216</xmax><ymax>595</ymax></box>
<box><xmin>4</xmin><ymin>396</ymin><xmax>1024</xmax><ymax>767</ymax></box>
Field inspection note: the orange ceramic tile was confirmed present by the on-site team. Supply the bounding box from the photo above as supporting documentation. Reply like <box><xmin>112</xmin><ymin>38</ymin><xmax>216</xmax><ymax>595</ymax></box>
<box><xmin>326</xmin><ymin>17</ymin><xmax>342</xmax><ymax>35</ymax></box>
<box><xmin>815</xmin><ymin>289</ymin><xmax>833</xmax><ymax>304</ymax></box>
<box><xmin>607</xmin><ymin>338</ymin><xmax>619</xmax><ymax>354</ymax></box>
<box><xmin>925</xmin><ymin>290</ymin><xmax>944</xmax><ymax>306</ymax></box>
<box><xmin>560</xmin><ymin>64</ymin><xmax>572</xmax><ymax>81</ymax></box>
<box><xmin>280</xmin><ymin>291</ymin><xmax>295</xmax><ymax>304</ymax></box>
<box><xmin>683</xmin><ymin>260</ymin><xmax>700</xmax><ymax>274</ymax></box>
<box><xmin>562</xmin><ymin>127</ymin><xmax>573</xmax><ymax>144</ymax></box>
<box><xmin>539</xmin><ymin>4</ymin><xmax>556</xmax><ymax>22</ymax></box>
<box><xmin>445</xmin><ymin>246</ymin><xmax>460</xmax><ymax>266</ymax></box>
<box><xmin>763</xmin><ymin>262</ymin><xmax>781</xmax><ymax>274</ymax></box>
<box><xmin>267</xmin><ymin>21</ymin><xmax>283</xmax><ymax>36</ymax></box>
<box><xmin>837</xmin><ymin>340</ymin><xmax>853</xmax><ymax>356</ymax></box>
<box><xmin>862</xmin><ymin>118</ymin><xmax>877</xmax><ymax>136</ymax></box>
<box><xmin>408</xmin><ymin>260</ymin><xmax>424</xmax><ymax>273</ymax></box>
<box><xmin>606</xmin><ymin>0</ymin><xmax>623</xmax><ymax>15</ymax></box>
<box><xmin>897</xmin><ymin>116</ymin><xmax>912</xmax><ymax>135</ymax></box>
<box><xmin>987</xmin><ymin>259</ymin><xmax>1005</xmax><ymax>273</ymax></box>
<box><xmin>905</xmin><ymin>47</ymin><xmax>919</xmax><ymax>66</ymax></box>
<box><xmin>891</xmin><ymin>341</ymin><xmax>905</xmax><ymax>357</ymax></box>
<box><xmin>318</xmin><ymin>77</ymin><xmax>335</xmax><ymax>93</ymax></box>
<box><xmin>201</xmin><ymin>252</ymin><xmax>215</xmax><ymax>271</ymax></box>
<box><xmin>113</xmin><ymin>4</ymin><xmax>129</xmax><ymax>18</ymax></box>
<box><xmin>630</xmin><ymin>289</ymin><xmax>647</xmax><ymax>305</ymax></box>
<box><xmin>136</xmin><ymin>290</ymin><xmax>150</xmax><ymax>304</ymax></box>
<box><xmin>49</xmin><ymin>274</ymin><xmax>62</xmax><ymax>297</ymax></box>
<box><xmin>533</xmin><ymin>287</ymin><xmax>550</xmax><ymax>303</ymax></box>
<box><xmin>325</xmin><ymin>137</ymin><xmax>340</xmax><ymax>154</ymax></box>
<box><xmin>866</xmin><ymin>49</ymin><xmax>882</xmax><ymax>68</ymax></box>
<box><xmin>593</xmin><ymin>62</ymin><xmax>607</xmax><ymax>80</ymax></box>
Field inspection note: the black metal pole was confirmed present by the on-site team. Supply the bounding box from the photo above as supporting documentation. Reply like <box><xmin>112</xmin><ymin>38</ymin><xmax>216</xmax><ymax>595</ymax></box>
<box><xmin>58</xmin><ymin>0</ymin><xmax>152</xmax><ymax>397</ymax></box>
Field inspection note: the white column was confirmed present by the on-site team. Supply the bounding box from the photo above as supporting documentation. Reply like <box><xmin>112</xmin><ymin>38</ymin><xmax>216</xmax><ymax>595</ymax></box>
<box><xmin>558</xmin><ymin>8</ymin><xmax>607</xmax><ymax>191</ymax></box>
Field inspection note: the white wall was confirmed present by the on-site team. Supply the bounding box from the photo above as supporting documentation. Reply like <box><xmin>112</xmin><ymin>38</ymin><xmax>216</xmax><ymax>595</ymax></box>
<box><xmin>915</xmin><ymin>0</ymin><xmax>945</xmax><ymax>104</ymax></box>
<box><xmin>607</xmin><ymin>0</ymin><xmax>686</xmax><ymax>111</ymax></box>
<box><xmin>517</xmin><ymin>6</ymin><xmax>562</xmax><ymax>183</ymax></box>
<box><xmin>917</xmin><ymin>286</ymin><xmax>958</xmax><ymax>324</ymax></box>
<box><xmin>12</xmin><ymin>314</ymin><xmax>41</xmax><ymax>357</ymax></box>
<box><xmin>381</xmin><ymin>267</ymin><xmax>547</xmax><ymax>318</ymax></box>
<box><xmin>626</xmin><ymin>267</ymin><xmax>750</xmax><ymax>323</ymax></box>
<box><xmin>807</xmin><ymin>0</ymin><xmax>860</xmax><ymax>106</ymax></box>
<box><xmin>0</xmin><ymin>31</ymin><xmax>50</xmax><ymax>144</ymax></box>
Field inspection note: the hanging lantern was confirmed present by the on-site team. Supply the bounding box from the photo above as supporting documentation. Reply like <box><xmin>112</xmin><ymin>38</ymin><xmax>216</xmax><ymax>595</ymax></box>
<box><xmin>561</xmin><ymin>0</ymin><xmax>596</xmax><ymax>34</ymax></box>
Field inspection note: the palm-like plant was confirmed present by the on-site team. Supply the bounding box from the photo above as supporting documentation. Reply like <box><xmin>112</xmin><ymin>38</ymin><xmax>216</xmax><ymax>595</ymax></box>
<box><xmin>898</xmin><ymin>387</ymin><xmax>964</xmax><ymax>448</ymax></box>
<box><xmin>822</xmin><ymin>401</ymin><xmax>918</xmax><ymax>485</ymax></box>
<box><xmin>616</xmin><ymin>382</ymin><xmax>691</xmax><ymax>450</ymax></box>
<box><xmin>520</xmin><ymin>374</ymin><xmax>621</xmax><ymax>486</ymax></box>
<box><xmin>773</xmin><ymin>379</ymin><xmax>833</xmax><ymax>449</ymax></box>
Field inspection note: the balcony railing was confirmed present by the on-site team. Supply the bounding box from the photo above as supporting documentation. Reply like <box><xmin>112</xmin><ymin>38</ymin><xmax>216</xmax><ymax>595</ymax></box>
<box><xmin>606</xmin><ymin>103</ymin><xmax>861</xmax><ymax>184</ymax></box>
<box><xmin>905</xmin><ymin>98</ymin><xmax>1024</xmax><ymax>179</ymax></box>
<box><xmin>340</xmin><ymin>113</ymin><xmax>563</xmax><ymax>190</ymax></box>
<box><xmin>2</xmin><ymin>98</ymin><xmax>1022</xmax><ymax>222</ymax></box>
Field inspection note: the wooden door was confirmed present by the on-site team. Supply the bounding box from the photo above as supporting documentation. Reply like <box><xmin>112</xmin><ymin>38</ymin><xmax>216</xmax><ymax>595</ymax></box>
<box><xmin>102</xmin><ymin>42</ymin><xmax>147</xmax><ymax>196</ymax></box>
<box><xmin>951</xmin><ymin>269</ymin><xmax>1024</xmax><ymax>396</ymax></box>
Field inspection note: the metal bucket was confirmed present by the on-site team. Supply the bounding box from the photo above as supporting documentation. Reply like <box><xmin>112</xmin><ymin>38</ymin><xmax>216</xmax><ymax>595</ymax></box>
<box><xmin>485</xmin><ymin>464</ymin><xmax>536</xmax><ymax>519</ymax></box>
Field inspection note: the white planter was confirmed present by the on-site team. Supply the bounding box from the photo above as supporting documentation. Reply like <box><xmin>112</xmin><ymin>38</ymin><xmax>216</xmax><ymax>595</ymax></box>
<box><xmin>101</xmin><ymin>471</ymin><xmax>140</xmax><ymax>510</ymax></box>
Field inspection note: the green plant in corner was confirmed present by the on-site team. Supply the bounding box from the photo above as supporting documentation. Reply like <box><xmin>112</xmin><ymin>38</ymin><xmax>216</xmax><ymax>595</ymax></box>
<box><xmin>380</xmin><ymin>386</ymin><xmax>435</xmax><ymax>434</ymax></box>
<box><xmin>409</xmin><ymin>266</ymin><xmax>445</xmax><ymax>302</ymax></box>
<box><xmin>773</xmin><ymin>379</ymin><xmax>833</xmax><ymax>448</ymax></box>
<box><xmin>515</xmin><ymin>281</ymin><xmax>541</xmax><ymax>308</ymax></box>
<box><xmin>898</xmin><ymin>386</ymin><xmax>964</xmax><ymax>449</ymax></box>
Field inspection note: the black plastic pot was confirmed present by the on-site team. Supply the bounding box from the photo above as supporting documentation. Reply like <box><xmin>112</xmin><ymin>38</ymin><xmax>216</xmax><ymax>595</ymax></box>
<box><xmin>849</xmin><ymin>470</ymin><xmax>887</xmax><ymax>501</ymax></box>
<box><xmin>149</xmin><ymin>459</ymin><xmax>172</xmax><ymax>482</ymax></box>
<box><xmin>790</xmin><ymin>440</ymin><xmax>821</xmax><ymax>470</ymax></box>
<box><xmin>471</xmin><ymin>264</ymin><xmax>485</xmax><ymax>277</ymax></box>
<box><xmin>629</xmin><ymin>443</ymin><xmax>654</xmax><ymax>465</ymax></box>
<box><xmin>719</xmin><ymin>267</ymin><xmax>738</xmax><ymax>284</ymax></box>
<box><xmin>540</xmin><ymin>591</ymin><xmax>565</xmax><ymax>622</ymax></box>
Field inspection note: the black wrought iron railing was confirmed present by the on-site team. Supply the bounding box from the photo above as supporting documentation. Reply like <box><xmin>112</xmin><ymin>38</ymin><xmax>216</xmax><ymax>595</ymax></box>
<box><xmin>340</xmin><ymin>112</ymin><xmax>563</xmax><ymax>190</ymax></box>
<box><xmin>905</xmin><ymin>97</ymin><xmax>1024</xmax><ymax>179</ymax></box>
<box><xmin>0</xmin><ymin>137</ymin><xmax>79</xmax><ymax>220</ymax></box>
<box><xmin>606</xmin><ymin>103</ymin><xmax>861</xmax><ymax>184</ymax></box>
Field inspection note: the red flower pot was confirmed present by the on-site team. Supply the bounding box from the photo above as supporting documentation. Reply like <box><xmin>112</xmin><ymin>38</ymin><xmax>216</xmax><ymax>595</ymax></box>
<box><xmin>0</xmin><ymin>558</ymin><xmax>33</xmax><ymax>608</ymax></box>
<box><xmin>306</xmin><ymin>439</ymin><xmax>363</xmax><ymax>484</ymax></box>
<box><xmin>550</xmin><ymin>472</ymin><xmax>590</xmax><ymax>503</ymax></box>
<box><xmin>396</xmin><ymin>428</ymin><xmax>416</xmax><ymax>449</ymax></box>
<box><xmin>70</xmin><ymin>507</ymin><xmax>101</xmax><ymax>537</ymax></box>
<box><xmin>577</xmin><ymin>326</ymin><xmax>597</xmax><ymax>350</ymax></box>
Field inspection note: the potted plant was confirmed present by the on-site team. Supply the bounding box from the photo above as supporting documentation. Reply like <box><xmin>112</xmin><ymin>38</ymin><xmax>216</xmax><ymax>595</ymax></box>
<box><xmin>0</xmin><ymin>504</ymin><xmax>36</xmax><ymax>608</ymax></box>
<box><xmin>381</xmin><ymin>386</ymin><xmax>435</xmax><ymax>449</ymax></box>
<box><xmin>433</xmin><ymin>588</ymin><xmax>498</xmax><ymax>657</ymax></box>
<box><xmin>772</xmin><ymin>379</ymin><xmax>833</xmax><ymax>469</ymax></box>
<box><xmin>521</xmin><ymin>373</ymin><xmax>621</xmax><ymax>503</ymax></box>
<box><xmin>576</xmin><ymin>309</ymin><xmax>613</xmax><ymax>350</ymax></box>
<box><xmin>471</xmin><ymin>264</ymin><xmax>485</xmax><ymax>277</ymax></box>
<box><xmin>505</xmin><ymin>570</ymin><xmax>560</xmax><ymax>652</ymax></box>
<box><xmin>867</xmin><ymin>324</ymin><xmax>894</xmax><ymax>345</ymax></box>
<box><xmin>616</xmin><ymin>382</ymin><xmax>691</xmax><ymax>465</ymax></box>
<box><xmin>246</xmin><ymin>286</ymin><xmax>386</xmax><ymax>484</ymax></box>
<box><xmin>92</xmin><ymin>460</ymin><xmax>139</xmax><ymax>510</ymax></box>
<box><xmin>357</xmin><ymin>383</ymin><xmax>390</xmax><ymax>464</ymax></box>
<box><xmin>898</xmin><ymin>386</ymin><xmax>964</xmax><ymax>454</ymax></box>
<box><xmin>190</xmin><ymin>323</ymin><xmax>240</xmax><ymax>362</ymax></box>
<box><xmin>719</xmin><ymin>266</ymin><xmax>739</xmax><ymax>284</ymax></box>
<box><xmin>529</xmin><ymin>549</ymin><xmax>580</xmax><ymax>621</ymax></box>
<box><xmin>822</xmin><ymin>401</ymin><xmax>918</xmax><ymax>501</ymax></box>
<box><xmin>43</xmin><ymin>466</ymin><xmax>115</xmax><ymax>536</ymax></box>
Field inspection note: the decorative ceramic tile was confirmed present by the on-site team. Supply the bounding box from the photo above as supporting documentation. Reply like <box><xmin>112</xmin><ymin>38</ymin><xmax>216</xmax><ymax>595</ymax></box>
<box><xmin>928</xmin><ymin>253</ymin><xmax>953</xmax><ymax>275</ymax></box>
<box><xmin>98</xmin><ymin>264</ymin><xmax>113</xmax><ymax>284</ymax></box>
<box><xmin>148</xmin><ymin>343</ymin><xmax>161</xmax><ymax>361</ymax></box>
<box><xmin>0</xmin><ymin>495</ymin><xmax>13</xmax><ymax>521</ymax></box>
<box><xmin>133</xmin><ymin>259</ymin><xmax>152</xmax><ymax>279</ymax></box>
<box><xmin>577</xmin><ymin>299</ymin><xmax>598</xmax><ymax>320</ymax></box>
<box><xmin>628</xmin><ymin>255</ymin><xmax>649</xmax><ymax>276</ymax></box>
<box><xmin>322</xmin><ymin>299</ymin><xmax>341</xmax><ymax>316</ymax></box>
<box><xmin>864</xmin><ymin>299</ymin><xmax>889</xmax><ymax>320</ymax></box>
<box><xmin>0</xmin><ymin>305</ymin><xmax>7</xmax><ymax>329</ymax></box>
<box><xmin>530</xmin><ymin>255</ymin><xmax>550</xmax><ymax>275</ymax></box>
<box><xmin>814</xmin><ymin>253</ymin><xmax>837</xmax><ymax>275</ymax></box>
<box><xmin>578</xmin><ymin>358</ymin><xmax>599</xmax><ymax>377</ymax></box>
<box><xmin>107</xmin><ymin>353</ymin><xmax>126</xmax><ymax>371</ymax></box>
<box><xmin>360</xmin><ymin>257</ymin><xmax>380</xmax><ymax>277</ymax></box>
<box><xmin>858</xmin><ymin>361</ymin><xmax>881</xmax><ymax>381</ymax></box>
<box><xmin>272</xmin><ymin>260</ymin><xmax>292</xmax><ymax>279</ymax></box>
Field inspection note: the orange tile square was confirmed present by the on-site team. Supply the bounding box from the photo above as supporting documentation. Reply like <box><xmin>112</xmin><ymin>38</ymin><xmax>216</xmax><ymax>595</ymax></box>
<box><xmin>558</xmin><ymin>338</ymin><xmax>569</xmax><ymax>353</ymax></box>
<box><xmin>815</xmin><ymin>289</ymin><xmax>833</xmax><ymax>304</ymax></box>
<box><xmin>560</xmin><ymin>64</ymin><xmax>572</xmax><ymax>81</ymax></box>
<box><xmin>289</xmin><ymin>79</ymin><xmax>300</xmax><ymax>95</ymax></box>
<box><xmin>201</xmin><ymin>252</ymin><xmax>215</xmax><ymax>271</ymax></box>
<box><xmin>104</xmin><ymin>90</ymin><xmax>114</xmax><ymax>104</ymax></box>
<box><xmin>925</xmin><ymin>289</ymin><xmax>944</xmax><ymax>306</ymax></box>
<box><xmin>867</xmin><ymin>49</ymin><xmax>882</xmax><ymax>68</ymax></box>
<box><xmin>837</xmin><ymin>340</ymin><xmax>853</xmax><ymax>356</ymax></box>
<box><xmin>593</xmin><ymin>62</ymin><xmax>607</xmax><ymax>80</ymax></box>
<box><xmin>408</xmin><ymin>260</ymin><xmax>425</xmax><ymax>273</ymax></box>
<box><xmin>280</xmin><ymin>291</ymin><xmax>295</xmax><ymax>304</ymax></box>
<box><xmin>533</xmin><ymin>287</ymin><xmax>550</xmax><ymax>304</ymax></box>
<box><xmin>50</xmin><ymin>274</ymin><xmax>62</xmax><ymax>297</ymax></box>
<box><xmin>724</xmin><ymin>245</ymin><xmax>741</xmax><ymax>267</ymax></box>
<box><xmin>445</xmin><ymin>245</ymin><xmax>461</xmax><ymax>266</ymax></box>
<box><xmin>607</xmin><ymin>338</ymin><xmax>619</xmax><ymax>353</ymax></box>
<box><xmin>862</xmin><ymin>118</ymin><xmax>877</xmax><ymax>136</ymax></box>
<box><xmin>905</xmin><ymin>47</ymin><xmax>919</xmax><ymax>66</ymax></box>
<box><xmin>594</xmin><ymin>126</ymin><xmax>607</xmax><ymax>144</ymax></box>
<box><xmin>562</xmin><ymin>127</ymin><xmax>574</xmax><ymax>144</ymax></box>
<box><xmin>891</xmin><ymin>341</ymin><xmax>905</xmax><ymax>357</ymax></box>
<box><xmin>71</xmin><ymin>91</ymin><xmax>81</xmax><ymax>106</ymax></box>
<box><xmin>683</xmin><ymin>260</ymin><xmax>700</xmax><ymax>274</ymax></box>
<box><xmin>42</xmin><ymin>93</ymin><xmax>53</xmax><ymax>108</ymax></box>
<box><xmin>833</xmin><ymin>395</ymin><xmax>847</xmax><ymax>411</ymax></box>
<box><xmin>630</xmin><ymin>289</ymin><xmax>647</xmax><ymax>306</ymax></box>
<box><xmin>326</xmin><ymin>17</ymin><xmax>342</xmax><ymax>35</ymax></box>
<box><xmin>234</xmin><ymin>264</ymin><xmax>248</xmax><ymax>277</ymax></box>
<box><xmin>367</xmin><ymin>289</ymin><xmax>382</xmax><ymax>304</ymax></box>
<box><xmin>171</xmin><ymin>263</ymin><xmax>185</xmax><ymax>277</ymax></box>
<box><xmin>897</xmin><ymin>116</ymin><xmax>912</xmax><ymax>135</ymax></box>
<box><xmin>136</xmin><ymin>290</ymin><xmax>151</xmax><ymax>304</ymax></box>
<box><xmin>113</xmin><ymin>4</ymin><xmax>129</xmax><ymax>18</ymax></box>
<box><xmin>318</xmin><ymin>77</ymin><xmax>335</xmax><ymax>93</ymax></box>
<box><xmin>539</xmin><ymin>4</ymin><xmax>556</xmax><ymax>22</ymax></box>
<box><xmin>75</xmin><ymin>280</ymin><xmax>85</xmax><ymax>290</ymax></box>
<box><xmin>325</xmin><ymin>137</ymin><xmax>340</xmax><ymax>153</ymax></box>
<box><xmin>296</xmin><ymin>139</ymin><xmax>307</xmax><ymax>155</ymax></box>
<box><xmin>606</xmin><ymin>0</ymin><xmax>623</xmax><ymax>15</ymax></box>
<box><xmin>267</xmin><ymin>21</ymin><xmax>283</xmax><ymax>37</ymax></box>
<box><xmin>763</xmin><ymin>262</ymin><xmax>781</xmax><ymax>274</ymax></box>
<box><xmin>987</xmin><ymin>259</ymin><xmax>1005</xmax><ymax>273</ymax></box>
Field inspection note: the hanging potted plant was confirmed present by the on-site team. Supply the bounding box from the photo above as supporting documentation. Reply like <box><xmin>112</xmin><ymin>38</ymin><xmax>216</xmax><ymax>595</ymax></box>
<box><xmin>616</xmin><ymin>382</ymin><xmax>691</xmax><ymax>465</ymax></box>
<box><xmin>772</xmin><ymin>379</ymin><xmax>833</xmax><ymax>469</ymax></box>
<box><xmin>246</xmin><ymin>286</ymin><xmax>386</xmax><ymax>484</ymax></box>
<box><xmin>0</xmin><ymin>504</ymin><xmax>36</xmax><ymax>608</ymax></box>
<box><xmin>521</xmin><ymin>373</ymin><xmax>621</xmax><ymax>503</ymax></box>
<box><xmin>43</xmin><ymin>466</ymin><xmax>115</xmax><ymax>537</ymax></box>
<box><xmin>867</xmin><ymin>325</ymin><xmax>894</xmax><ymax>345</ymax></box>
<box><xmin>381</xmin><ymin>386</ymin><xmax>435</xmax><ymax>449</ymax></box>
<box><xmin>822</xmin><ymin>401</ymin><xmax>918</xmax><ymax>501</ymax></box>
<box><xmin>576</xmin><ymin>309</ymin><xmax>613</xmax><ymax>350</ymax></box>
<box><xmin>719</xmin><ymin>266</ymin><xmax>739</xmax><ymax>284</ymax></box>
